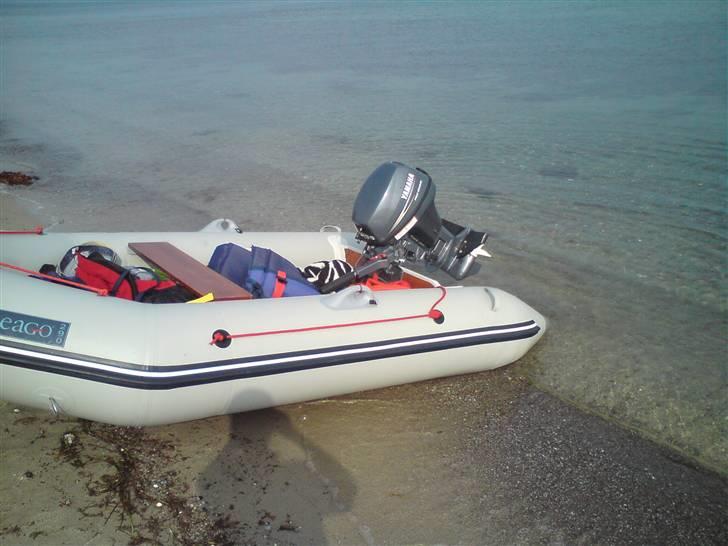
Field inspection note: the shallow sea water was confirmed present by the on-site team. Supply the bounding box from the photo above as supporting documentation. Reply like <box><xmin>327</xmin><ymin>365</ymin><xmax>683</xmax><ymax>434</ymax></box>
<box><xmin>1</xmin><ymin>1</ymin><xmax>726</xmax><ymax>470</ymax></box>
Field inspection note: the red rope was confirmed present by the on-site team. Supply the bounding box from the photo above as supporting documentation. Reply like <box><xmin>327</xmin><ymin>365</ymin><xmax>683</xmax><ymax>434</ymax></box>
<box><xmin>0</xmin><ymin>225</ymin><xmax>44</xmax><ymax>235</ymax></box>
<box><xmin>211</xmin><ymin>286</ymin><xmax>446</xmax><ymax>346</ymax></box>
<box><xmin>0</xmin><ymin>261</ymin><xmax>108</xmax><ymax>296</ymax></box>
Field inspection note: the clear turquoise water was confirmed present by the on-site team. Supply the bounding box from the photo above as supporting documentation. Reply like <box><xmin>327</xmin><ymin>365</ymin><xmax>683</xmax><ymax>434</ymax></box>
<box><xmin>1</xmin><ymin>1</ymin><xmax>726</xmax><ymax>470</ymax></box>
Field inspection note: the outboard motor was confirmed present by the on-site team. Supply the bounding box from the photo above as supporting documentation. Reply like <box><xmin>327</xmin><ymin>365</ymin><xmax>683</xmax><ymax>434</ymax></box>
<box><xmin>321</xmin><ymin>161</ymin><xmax>490</xmax><ymax>293</ymax></box>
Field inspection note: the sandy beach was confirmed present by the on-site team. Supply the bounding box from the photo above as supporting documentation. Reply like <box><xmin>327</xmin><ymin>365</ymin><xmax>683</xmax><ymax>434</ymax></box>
<box><xmin>1</xmin><ymin>192</ymin><xmax>725</xmax><ymax>545</ymax></box>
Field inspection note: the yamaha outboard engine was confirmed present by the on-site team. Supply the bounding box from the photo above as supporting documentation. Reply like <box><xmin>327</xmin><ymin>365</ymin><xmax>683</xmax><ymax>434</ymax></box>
<box><xmin>320</xmin><ymin>161</ymin><xmax>490</xmax><ymax>293</ymax></box>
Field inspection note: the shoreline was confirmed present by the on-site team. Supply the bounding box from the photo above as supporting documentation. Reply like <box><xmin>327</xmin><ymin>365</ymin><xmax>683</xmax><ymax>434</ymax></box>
<box><xmin>527</xmin><ymin>374</ymin><xmax>728</xmax><ymax>479</ymax></box>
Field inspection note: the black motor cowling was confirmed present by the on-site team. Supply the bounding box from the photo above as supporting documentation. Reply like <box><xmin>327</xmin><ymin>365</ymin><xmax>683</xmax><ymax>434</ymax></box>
<box><xmin>351</xmin><ymin>161</ymin><xmax>488</xmax><ymax>280</ymax></box>
<box><xmin>353</xmin><ymin>161</ymin><xmax>441</xmax><ymax>247</ymax></box>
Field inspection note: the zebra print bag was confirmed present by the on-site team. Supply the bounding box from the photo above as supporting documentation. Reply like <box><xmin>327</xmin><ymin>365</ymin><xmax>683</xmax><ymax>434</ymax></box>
<box><xmin>299</xmin><ymin>260</ymin><xmax>354</xmax><ymax>290</ymax></box>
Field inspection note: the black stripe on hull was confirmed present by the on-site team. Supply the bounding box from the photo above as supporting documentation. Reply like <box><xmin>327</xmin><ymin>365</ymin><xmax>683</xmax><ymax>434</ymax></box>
<box><xmin>0</xmin><ymin>322</ymin><xmax>541</xmax><ymax>390</ymax></box>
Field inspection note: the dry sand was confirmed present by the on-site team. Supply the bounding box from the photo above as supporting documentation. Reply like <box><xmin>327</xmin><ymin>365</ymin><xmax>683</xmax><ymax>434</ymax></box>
<box><xmin>0</xmin><ymin>191</ymin><xmax>726</xmax><ymax>545</ymax></box>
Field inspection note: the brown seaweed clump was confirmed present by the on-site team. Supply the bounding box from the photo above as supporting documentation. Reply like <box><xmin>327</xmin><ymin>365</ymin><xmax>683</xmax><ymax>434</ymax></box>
<box><xmin>56</xmin><ymin>420</ymin><xmax>239</xmax><ymax>546</ymax></box>
<box><xmin>0</xmin><ymin>171</ymin><xmax>38</xmax><ymax>186</ymax></box>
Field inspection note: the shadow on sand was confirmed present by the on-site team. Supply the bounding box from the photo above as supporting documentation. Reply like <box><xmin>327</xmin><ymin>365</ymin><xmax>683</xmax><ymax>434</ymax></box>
<box><xmin>198</xmin><ymin>390</ymin><xmax>358</xmax><ymax>545</ymax></box>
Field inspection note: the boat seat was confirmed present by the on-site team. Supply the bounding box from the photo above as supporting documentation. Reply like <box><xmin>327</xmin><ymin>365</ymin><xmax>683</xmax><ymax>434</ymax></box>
<box><xmin>129</xmin><ymin>242</ymin><xmax>252</xmax><ymax>301</ymax></box>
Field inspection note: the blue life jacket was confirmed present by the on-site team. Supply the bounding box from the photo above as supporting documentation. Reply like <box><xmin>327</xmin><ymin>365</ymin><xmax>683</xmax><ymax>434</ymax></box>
<box><xmin>208</xmin><ymin>243</ymin><xmax>319</xmax><ymax>298</ymax></box>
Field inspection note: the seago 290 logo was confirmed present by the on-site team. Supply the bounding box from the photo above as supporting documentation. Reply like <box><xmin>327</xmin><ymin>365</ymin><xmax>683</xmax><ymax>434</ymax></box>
<box><xmin>0</xmin><ymin>309</ymin><xmax>71</xmax><ymax>347</ymax></box>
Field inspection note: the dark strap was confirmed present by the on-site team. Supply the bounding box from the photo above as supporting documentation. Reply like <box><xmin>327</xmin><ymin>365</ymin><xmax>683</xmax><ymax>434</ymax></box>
<box><xmin>110</xmin><ymin>269</ymin><xmax>135</xmax><ymax>298</ymax></box>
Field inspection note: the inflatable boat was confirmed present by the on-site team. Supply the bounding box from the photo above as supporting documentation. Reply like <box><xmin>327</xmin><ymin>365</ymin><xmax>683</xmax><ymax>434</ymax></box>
<box><xmin>0</xmin><ymin>162</ymin><xmax>546</xmax><ymax>426</ymax></box>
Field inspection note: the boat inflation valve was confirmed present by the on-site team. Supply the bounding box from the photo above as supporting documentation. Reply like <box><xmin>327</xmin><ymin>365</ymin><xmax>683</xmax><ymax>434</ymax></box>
<box><xmin>430</xmin><ymin>309</ymin><xmax>445</xmax><ymax>324</ymax></box>
<box><xmin>49</xmin><ymin>397</ymin><xmax>61</xmax><ymax>417</ymax></box>
<box><xmin>211</xmin><ymin>329</ymin><xmax>232</xmax><ymax>348</ymax></box>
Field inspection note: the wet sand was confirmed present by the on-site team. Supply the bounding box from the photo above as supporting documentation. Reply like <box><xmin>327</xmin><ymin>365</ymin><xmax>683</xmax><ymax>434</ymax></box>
<box><xmin>0</xmin><ymin>193</ymin><xmax>726</xmax><ymax>545</ymax></box>
<box><xmin>0</xmin><ymin>193</ymin><xmax>42</xmax><ymax>234</ymax></box>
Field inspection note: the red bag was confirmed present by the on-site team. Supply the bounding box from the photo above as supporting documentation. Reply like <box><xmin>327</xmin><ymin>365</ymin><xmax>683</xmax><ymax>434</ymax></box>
<box><xmin>76</xmin><ymin>254</ymin><xmax>176</xmax><ymax>300</ymax></box>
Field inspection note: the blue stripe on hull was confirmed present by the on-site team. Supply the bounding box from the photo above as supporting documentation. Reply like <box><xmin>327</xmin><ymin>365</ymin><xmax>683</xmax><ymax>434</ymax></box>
<box><xmin>0</xmin><ymin>321</ymin><xmax>540</xmax><ymax>390</ymax></box>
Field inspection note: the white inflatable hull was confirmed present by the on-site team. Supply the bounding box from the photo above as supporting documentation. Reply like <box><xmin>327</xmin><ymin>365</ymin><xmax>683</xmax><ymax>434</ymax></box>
<box><xmin>0</xmin><ymin>225</ymin><xmax>546</xmax><ymax>425</ymax></box>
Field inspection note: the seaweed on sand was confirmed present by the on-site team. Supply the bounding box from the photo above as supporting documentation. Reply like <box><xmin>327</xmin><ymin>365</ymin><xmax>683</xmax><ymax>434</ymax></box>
<box><xmin>56</xmin><ymin>420</ymin><xmax>238</xmax><ymax>546</ymax></box>
<box><xmin>0</xmin><ymin>171</ymin><xmax>38</xmax><ymax>185</ymax></box>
